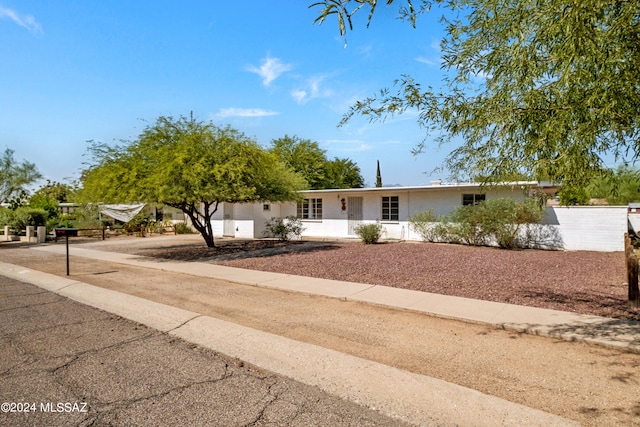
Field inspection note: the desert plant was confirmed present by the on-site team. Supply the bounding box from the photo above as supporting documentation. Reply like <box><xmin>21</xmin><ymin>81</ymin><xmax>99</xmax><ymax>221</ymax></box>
<box><xmin>354</xmin><ymin>222</ymin><xmax>384</xmax><ymax>244</ymax></box>
<box><xmin>12</xmin><ymin>207</ymin><xmax>48</xmax><ymax>230</ymax></box>
<box><xmin>445</xmin><ymin>204</ymin><xmax>492</xmax><ymax>246</ymax></box>
<box><xmin>0</xmin><ymin>208</ymin><xmax>15</xmax><ymax>228</ymax></box>
<box><xmin>430</xmin><ymin>197</ymin><xmax>545</xmax><ymax>248</ymax></box>
<box><xmin>175</xmin><ymin>222</ymin><xmax>194</xmax><ymax>234</ymax></box>
<box><xmin>409</xmin><ymin>210</ymin><xmax>438</xmax><ymax>241</ymax></box>
<box><xmin>264</xmin><ymin>216</ymin><xmax>305</xmax><ymax>241</ymax></box>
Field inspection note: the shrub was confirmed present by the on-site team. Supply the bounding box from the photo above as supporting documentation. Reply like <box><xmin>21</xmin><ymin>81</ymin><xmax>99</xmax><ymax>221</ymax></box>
<box><xmin>264</xmin><ymin>216</ymin><xmax>305</xmax><ymax>241</ymax></box>
<box><xmin>123</xmin><ymin>212</ymin><xmax>152</xmax><ymax>233</ymax></box>
<box><xmin>429</xmin><ymin>197</ymin><xmax>545</xmax><ymax>249</ymax></box>
<box><xmin>446</xmin><ymin>204</ymin><xmax>492</xmax><ymax>246</ymax></box>
<box><xmin>0</xmin><ymin>209</ymin><xmax>15</xmax><ymax>228</ymax></box>
<box><xmin>408</xmin><ymin>210</ymin><xmax>437</xmax><ymax>241</ymax></box>
<box><xmin>175</xmin><ymin>222</ymin><xmax>194</xmax><ymax>234</ymax></box>
<box><xmin>354</xmin><ymin>222</ymin><xmax>384</xmax><ymax>244</ymax></box>
<box><xmin>12</xmin><ymin>207</ymin><xmax>48</xmax><ymax>230</ymax></box>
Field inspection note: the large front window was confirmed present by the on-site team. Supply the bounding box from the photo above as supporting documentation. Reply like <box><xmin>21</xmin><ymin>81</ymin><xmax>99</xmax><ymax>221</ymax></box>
<box><xmin>297</xmin><ymin>198</ymin><xmax>322</xmax><ymax>219</ymax></box>
<box><xmin>381</xmin><ymin>196</ymin><xmax>399</xmax><ymax>221</ymax></box>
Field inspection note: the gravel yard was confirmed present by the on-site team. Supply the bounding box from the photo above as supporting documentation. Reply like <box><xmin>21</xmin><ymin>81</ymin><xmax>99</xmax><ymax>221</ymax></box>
<box><xmin>138</xmin><ymin>238</ymin><xmax>639</xmax><ymax>321</ymax></box>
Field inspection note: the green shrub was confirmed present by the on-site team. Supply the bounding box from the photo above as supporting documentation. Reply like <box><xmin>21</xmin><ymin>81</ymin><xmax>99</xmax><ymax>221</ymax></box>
<box><xmin>0</xmin><ymin>209</ymin><xmax>15</xmax><ymax>228</ymax></box>
<box><xmin>264</xmin><ymin>216</ymin><xmax>305</xmax><ymax>241</ymax></box>
<box><xmin>175</xmin><ymin>222</ymin><xmax>194</xmax><ymax>234</ymax></box>
<box><xmin>430</xmin><ymin>197</ymin><xmax>545</xmax><ymax>249</ymax></box>
<box><xmin>354</xmin><ymin>222</ymin><xmax>384</xmax><ymax>244</ymax></box>
<box><xmin>12</xmin><ymin>207</ymin><xmax>48</xmax><ymax>230</ymax></box>
<box><xmin>408</xmin><ymin>210</ymin><xmax>437</xmax><ymax>241</ymax></box>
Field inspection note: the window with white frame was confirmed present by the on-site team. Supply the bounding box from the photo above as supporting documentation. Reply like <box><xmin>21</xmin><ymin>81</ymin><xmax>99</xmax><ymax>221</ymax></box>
<box><xmin>297</xmin><ymin>198</ymin><xmax>322</xmax><ymax>219</ymax></box>
<box><xmin>462</xmin><ymin>193</ymin><xmax>486</xmax><ymax>206</ymax></box>
<box><xmin>381</xmin><ymin>196</ymin><xmax>399</xmax><ymax>221</ymax></box>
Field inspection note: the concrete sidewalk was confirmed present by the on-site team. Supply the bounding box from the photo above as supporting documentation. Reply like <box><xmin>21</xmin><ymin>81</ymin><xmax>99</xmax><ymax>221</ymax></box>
<box><xmin>30</xmin><ymin>244</ymin><xmax>640</xmax><ymax>354</ymax></box>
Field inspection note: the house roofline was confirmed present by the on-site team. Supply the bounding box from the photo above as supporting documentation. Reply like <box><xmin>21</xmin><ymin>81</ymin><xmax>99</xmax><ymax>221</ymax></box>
<box><xmin>298</xmin><ymin>181</ymin><xmax>541</xmax><ymax>194</ymax></box>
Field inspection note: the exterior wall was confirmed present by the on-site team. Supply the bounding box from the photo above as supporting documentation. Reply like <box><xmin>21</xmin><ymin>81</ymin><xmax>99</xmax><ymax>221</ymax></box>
<box><xmin>253</xmin><ymin>202</ymin><xmax>284</xmax><ymax>238</ymax></box>
<box><xmin>209</xmin><ymin>185</ymin><xmax>626</xmax><ymax>251</ymax></box>
<box><xmin>298</xmin><ymin>185</ymin><xmax>530</xmax><ymax>240</ymax></box>
<box><xmin>540</xmin><ymin>206</ymin><xmax>627</xmax><ymax>251</ymax></box>
<box><xmin>229</xmin><ymin>203</ymin><xmax>255</xmax><ymax>239</ymax></box>
<box><xmin>211</xmin><ymin>206</ymin><xmax>224</xmax><ymax>236</ymax></box>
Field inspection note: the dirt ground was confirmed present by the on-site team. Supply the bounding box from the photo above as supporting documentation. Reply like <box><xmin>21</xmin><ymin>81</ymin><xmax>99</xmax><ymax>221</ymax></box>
<box><xmin>132</xmin><ymin>236</ymin><xmax>637</xmax><ymax>320</ymax></box>
<box><xmin>2</xmin><ymin>235</ymin><xmax>640</xmax><ymax>426</ymax></box>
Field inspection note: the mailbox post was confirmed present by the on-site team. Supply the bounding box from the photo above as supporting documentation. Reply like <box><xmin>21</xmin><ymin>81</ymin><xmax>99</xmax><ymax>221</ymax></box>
<box><xmin>55</xmin><ymin>228</ymin><xmax>78</xmax><ymax>276</ymax></box>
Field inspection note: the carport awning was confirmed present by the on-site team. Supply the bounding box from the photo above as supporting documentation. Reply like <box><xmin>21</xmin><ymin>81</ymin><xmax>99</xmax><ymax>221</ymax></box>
<box><xmin>99</xmin><ymin>204</ymin><xmax>146</xmax><ymax>223</ymax></box>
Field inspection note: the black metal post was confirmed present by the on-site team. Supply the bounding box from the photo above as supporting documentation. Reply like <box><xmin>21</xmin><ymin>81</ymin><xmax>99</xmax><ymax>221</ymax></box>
<box><xmin>66</xmin><ymin>234</ymin><xmax>70</xmax><ymax>276</ymax></box>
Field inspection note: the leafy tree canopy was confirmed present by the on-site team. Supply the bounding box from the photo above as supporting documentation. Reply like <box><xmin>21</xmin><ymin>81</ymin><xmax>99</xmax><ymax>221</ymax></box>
<box><xmin>311</xmin><ymin>0</ymin><xmax>640</xmax><ymax>205</ymax></box>
<box><xmin>31</xmin><ymin>180</ymin><xmax>75</xmax><ymax>204</ymax></box>
<box><xmin>269</xmin><ymin>135</ymin><xmax>364</xmax><ymax>189</ymax></box>
<box><xmin>587</xmin><ymin>164</ymin><xmax>640</xmax><ymax>205</ymax></box>
<box><xmin>0</xmin><ymin>148</ymin><xmax>42</xmax><ymax>203</ymax></box>
<box><xmin>78</xmin><ymin>115</ymin><xmax>305</xmax><ymax>247</ymax></box>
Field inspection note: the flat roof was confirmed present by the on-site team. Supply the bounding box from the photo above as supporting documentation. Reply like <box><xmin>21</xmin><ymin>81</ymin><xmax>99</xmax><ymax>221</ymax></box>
<box><xmin>299</xmin><ymin>181</ymin><xmax>540</xmax><ymax>194</ymax></box>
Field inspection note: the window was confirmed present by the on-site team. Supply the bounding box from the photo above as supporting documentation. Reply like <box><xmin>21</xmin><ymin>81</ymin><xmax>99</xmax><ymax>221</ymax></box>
<box><xmin>297</xmin><ymin>198</ymin><xmax>322</xmax><ymax>219</ymax></box>
<box><xmin>462</xmin><ymin>194</ymin><xmax>486</xmax><ymax>206</ymax></box>
<box><xmin>381</xmin><ymin>196</ymin><xmax>399</xmax><ymax>221</ymax></box>
<box><xmin>263</xmin><ymin>203</ymin><xmax>270</xmax><ymax>211</ymax></box>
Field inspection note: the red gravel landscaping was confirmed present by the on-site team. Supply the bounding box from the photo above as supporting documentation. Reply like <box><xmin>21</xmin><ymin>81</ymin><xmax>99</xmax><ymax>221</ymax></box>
<box><xmin>140</xmin><ymin>239</ymin><xmax>639</xmax><ymax>321</ymax></box>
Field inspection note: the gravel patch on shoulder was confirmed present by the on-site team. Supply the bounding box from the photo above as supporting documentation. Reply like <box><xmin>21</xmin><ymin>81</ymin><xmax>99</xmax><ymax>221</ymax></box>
<box><xmin>138</xmin><ymin>238</ymin><xmax>636</xmax><ymax>320</ymax></box>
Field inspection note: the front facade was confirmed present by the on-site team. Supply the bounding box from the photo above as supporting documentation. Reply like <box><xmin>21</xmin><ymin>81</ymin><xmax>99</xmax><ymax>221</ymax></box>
<box><xmin>212</xmin><ymin>181</ymin><xmax>535</xmax><ymax>241</ymax></box>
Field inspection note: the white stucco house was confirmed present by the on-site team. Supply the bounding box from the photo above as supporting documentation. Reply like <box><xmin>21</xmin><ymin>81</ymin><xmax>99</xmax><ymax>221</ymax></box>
<box><xmin>210</xmin><ymin>180</ymin><xmax>628</xmax><ymax>251</ymax></box>
<box><xmin>212</xmin><ymin>181</ymin><xmax>539</xmax><ymax>241</ymax></box>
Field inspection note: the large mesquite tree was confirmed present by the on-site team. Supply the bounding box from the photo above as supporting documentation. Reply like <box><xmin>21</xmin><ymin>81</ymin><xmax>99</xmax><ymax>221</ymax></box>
<box><xmin>312</xmin><ymin>0</ymin><xmax>640</xmax><ymax>204</ymax></box>
<box><xmin>79</xmin><ymin>115</ymin><xmax>305</xmax><ymax>247</ymax></box>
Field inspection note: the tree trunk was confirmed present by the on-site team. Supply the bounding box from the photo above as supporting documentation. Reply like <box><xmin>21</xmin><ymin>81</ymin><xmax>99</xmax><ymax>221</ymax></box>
<box><xmin>171</xmin><ymin>202</ymin><xmax>216</xmax><ymax>248</ymax></box>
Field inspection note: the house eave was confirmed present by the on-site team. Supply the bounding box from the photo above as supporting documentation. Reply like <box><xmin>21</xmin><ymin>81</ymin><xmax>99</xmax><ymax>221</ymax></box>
<box><xmin>298</xmin><ymin>181</ymin><xmax>540</xmax><ymax>195</ymax></box>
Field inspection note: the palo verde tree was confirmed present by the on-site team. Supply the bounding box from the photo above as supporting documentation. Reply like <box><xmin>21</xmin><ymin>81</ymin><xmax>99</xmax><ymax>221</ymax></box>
<box><xmin>588</xmin><ymin>165</ymin><xmax>640</xmax><ymax>205</ymax></box>
<box><xmin>311</xmin><ymin>0</ymin><xmax>640</xmax><ymax>204</ymax></box>
<box><xmin>0</xmin><ymin>148</ymin><xmax>42</xmax><ymax>204</ymax></box>
<box><xmin>79</xmin><ymin>115</ymin><xmax>305</xmax><ymax>247</ymax></box>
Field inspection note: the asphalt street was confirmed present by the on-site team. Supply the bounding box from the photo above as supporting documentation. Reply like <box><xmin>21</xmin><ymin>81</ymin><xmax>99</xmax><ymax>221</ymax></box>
<box><xmin>0</xmin><ymin>275</ymin><xmax>406</xmax><ymax>427</ymax></box>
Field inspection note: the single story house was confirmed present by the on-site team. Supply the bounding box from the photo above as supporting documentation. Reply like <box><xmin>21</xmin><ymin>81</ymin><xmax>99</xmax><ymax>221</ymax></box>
<box><xmin>211</xmin><ymin>181</ymin><xmax>629</xmax><ymax>251</ymax></box>
<box><xmin>212</xmin><ymin>181</ymin><xmax>539</xmax><ymax>241</ymax></box>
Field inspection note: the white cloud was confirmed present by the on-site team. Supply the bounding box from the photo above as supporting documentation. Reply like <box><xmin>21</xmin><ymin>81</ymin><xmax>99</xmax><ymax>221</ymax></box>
<box><xmin>415</xmin><ymin>56</ymin><xmax>437</xmax><ymax>66</ymax></box>
<box><xmin>215</xmin><ymin>108</ymin><xmax>279</xmax><ymax>118</ymax></box>
<box><xmin>325</xmin><ymin>139</ymin><xmax>373</xmax><ymax>152</ymax></box>
<box><xmin>291</xmin><ymin>89</ymin><xmax>307</xmax><ymax>104</ymax></box>
<box><xmin>291</xmin><ymin>75</ymin><xmax>333</xmax><ymax>104</ymax></box>
<box><xmin>415</xmin><ymin>39</ymin><xmax>442</xmax><ymax>66</ymax></box>
<box><xmin>0</xmin><ymin>6</ymin><xmax>42</xmax><ymax>33</ymax></box>
<box><xmin>246</xmin><ymin>56</ymin><xmax>292</xmax><ymax>87</ymax></box>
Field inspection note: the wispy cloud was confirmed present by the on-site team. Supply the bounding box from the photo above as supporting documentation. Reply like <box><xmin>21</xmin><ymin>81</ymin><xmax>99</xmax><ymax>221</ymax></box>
<box><xmin>325</xmin><ymin>139</ymin><xmax>373</xmax><ymax>152</ymax></box>
<box><xmin>415</xmin><ymin>56</ymin><xmax>437</xmax><ymax>66</ymax></box>
<box><xmin>214</xmin><ymin>107</ymin><xmax>279</xmax><ymax>118</ymax></box>
<box><xmin>0</xmin><ymin>6</ymin><xmax>42</xmax><ymax>33</ymax></box>
<box><xmin>291</xmin><ymin>89</ymin><xmax>307</xmax><ymax>104</ymax></box>
<box><xmin>291</xmin><ymin>75</ymin><xmax>333</xmax><ymax>105</ymax></box>
<box><xmin>247</xmin><ymin>55</ymin><xmax>292</xmax><ymax>87</ymax></box>
<box><xmin>415</xmin><ymin>39</ymin><xmax>442</xmax><ymax>66</ymax></box>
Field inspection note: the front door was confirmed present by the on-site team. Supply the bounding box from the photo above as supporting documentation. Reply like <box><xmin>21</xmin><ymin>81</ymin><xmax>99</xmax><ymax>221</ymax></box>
<box><xmin>223</xmin><ymin>203</ymin><xmax>235</xmax><ymax>237</ymax></box>
<box><xmin>347</xmin><ymin>197</ymin><xmax>363</xmax><ymax>236</ymax></box>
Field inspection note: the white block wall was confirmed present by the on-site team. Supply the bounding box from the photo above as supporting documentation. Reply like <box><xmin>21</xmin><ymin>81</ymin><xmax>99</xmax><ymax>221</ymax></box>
<box><xmin>541</xmin><ymin>206</ymin><xmax>627</xmax><ymax>251</ymax></box>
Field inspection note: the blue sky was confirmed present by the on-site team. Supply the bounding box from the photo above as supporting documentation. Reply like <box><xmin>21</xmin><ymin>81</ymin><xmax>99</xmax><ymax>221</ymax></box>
<box><xmin>1</xmin><ymin>1</ymin><xmax>454</xmax><ymax>188</ymax></box>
